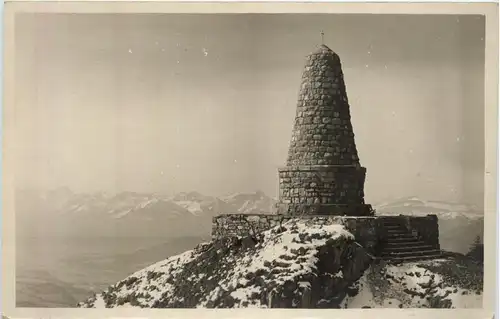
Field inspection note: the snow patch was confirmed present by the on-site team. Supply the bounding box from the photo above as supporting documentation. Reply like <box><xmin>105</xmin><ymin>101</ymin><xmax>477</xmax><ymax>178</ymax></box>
<box><xmin>343</xmin><ymin>260</ymin><xmax>483</xmax><ymax>309</ymax></box>
<box><xmin>78</xmin><ymin>219</ymin><xmax>355</xmax><ymax>309</ymax></box>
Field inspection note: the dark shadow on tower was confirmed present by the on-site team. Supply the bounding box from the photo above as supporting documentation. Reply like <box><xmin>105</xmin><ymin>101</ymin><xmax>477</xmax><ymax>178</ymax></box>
<box><xmin>276</xmin><ymin>44</ymin><xmax>374</xmax><ymax>216</ymax></box>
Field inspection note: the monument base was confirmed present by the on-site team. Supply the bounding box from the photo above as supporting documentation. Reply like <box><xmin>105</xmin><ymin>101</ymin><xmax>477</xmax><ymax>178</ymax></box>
<box><xmin>277</xmin><ymin>165</ymin><xmax>368</xmax><ymax>214</ymax></box>
<box><xmin>275</xmin><ymin>203</ymin><xmax>374</xmax><ymax>216</ymax></box>
<box><xmin>212</xmin><ymin>214</ymin><xmax>440</xmax><ymax>257</ymax></box>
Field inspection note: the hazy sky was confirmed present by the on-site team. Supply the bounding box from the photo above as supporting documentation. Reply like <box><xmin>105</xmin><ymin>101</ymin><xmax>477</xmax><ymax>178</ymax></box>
<box><xmin>14</xmin><ymin>13</ymin><xmax>485</xmax><ymax>207</ymax></box>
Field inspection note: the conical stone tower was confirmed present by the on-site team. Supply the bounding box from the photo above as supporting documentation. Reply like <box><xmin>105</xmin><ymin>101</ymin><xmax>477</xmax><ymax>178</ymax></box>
<box><xmin>276</xmin><ymin>44</ymin><xmax>373</xmax><ymax>216</ymax></box>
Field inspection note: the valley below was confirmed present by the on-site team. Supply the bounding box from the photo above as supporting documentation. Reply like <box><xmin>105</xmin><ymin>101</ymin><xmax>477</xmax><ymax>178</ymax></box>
<box><xmin>16</xmin><ymin>235</ymin><xmax>209</xmax><ymax>307</ymax></box>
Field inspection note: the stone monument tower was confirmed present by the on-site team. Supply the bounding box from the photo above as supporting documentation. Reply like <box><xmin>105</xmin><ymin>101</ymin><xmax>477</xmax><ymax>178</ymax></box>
<box><xmin>276</xmin><ymin>44</ymin><xmax>373</xmax><ymax>216</ymax></box>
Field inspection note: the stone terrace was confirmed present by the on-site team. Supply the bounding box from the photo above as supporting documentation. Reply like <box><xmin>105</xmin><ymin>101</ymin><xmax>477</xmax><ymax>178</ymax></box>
<box><xmin>212</xmin><ymin>214</ymin><xmax>440</xmax><ymax>259</ymax></box>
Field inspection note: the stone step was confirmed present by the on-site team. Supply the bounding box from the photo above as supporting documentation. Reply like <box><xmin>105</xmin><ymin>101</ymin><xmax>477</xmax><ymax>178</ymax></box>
<box><xmin>381</xmin><ymin>249</ymin><xmax>441</xmax><ymax>258</ymax></box>
<box><xmin>385</xmin><ymin>229</ymin><xmax>407</xmax><ymax>233</ymax></box>
<box><xmin>383</xmin><ymin>244</ymin><xmax>435</xmax><ymax>252</ymax></box>
<box><xmin>385</xmin><ymin>226</ymin><xmax>407</xmax><ymax>230</ymax></box>
<box><xmin>385</xmin><ymin>240</ymin><xmax>427</xmax><ymax>247</ymax></box>
<box><xmin>386</xmin><ymin>230</ymin><xmax>413</xmax><ymax>236</ymax></box>
<box><xmin>382</xmin><ymin>219</ymin><xmax>406</xmax><ymax>223</ymax></box>
<box><xmin>386</xmin><ymin>233</ymin><xmax>418</xmax><ymax>240</ymax></box>
<box><xmin>384</xmin><ymin>223</ymin><xmax>405</xmax><ymax>227</ymax></box>
<box><xmin>385</xmin><ymin>230</ymin><xmax>408</xmax><ymax>234</ymax></box>
<box><xmin>385</xmin><ymin>238</ymin><xmax>425</xmax><ymax>247</ymax></box>
<box><xmin>386</xmin><ymin>240</ymin><xmax>421</xmax><ymax>246</ymax></box>
<box><xmin>383</xmin><ymin>253</ymin><xmax>443</xmax><ymax>263</ymax></box>
<box><xmin>382</xmin><ymin>223</ymin><xmax>407</xmax><ymax>229</ymax></box>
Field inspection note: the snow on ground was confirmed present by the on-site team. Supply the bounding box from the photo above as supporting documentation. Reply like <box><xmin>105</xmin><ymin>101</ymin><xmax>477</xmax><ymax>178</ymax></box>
<box><xmin>198</xmin><ymin>220</ymin><xmax>354</xmax><ymax>308</ymax></box>
<box><xmin>93</xmin><ymin>295</ymin><xmax>106</xmax><ymax>308</ymax></box>
<box><xmin>78</xmin><ymin>248</ymin><xmax>201</xmax><ymax>308</ymax></box>
<box><xmin>77</xmin><ymin>213</ymin><xmax>483</xmax><ymax>309</ymax></box>
<box><xmin>77</xmin><ymin>219</ymin><xmax>356</xmax><ymax>309</ymax></box>
<box><xmin>342</xmin><ymin>259</ymin><xmax>483</xmax><ymax>309</ymax></box>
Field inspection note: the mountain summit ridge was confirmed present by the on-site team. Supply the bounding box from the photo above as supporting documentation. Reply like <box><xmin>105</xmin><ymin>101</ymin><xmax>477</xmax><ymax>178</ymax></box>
<box><xmin>77</xmin><ymin>218</ymin><xmax>483</xmax><ymax>309</ymax></box>
<box><xmin>17</xmin><ymin>188</ymin><xmax>482</xmax><ymax>218</ymax></box>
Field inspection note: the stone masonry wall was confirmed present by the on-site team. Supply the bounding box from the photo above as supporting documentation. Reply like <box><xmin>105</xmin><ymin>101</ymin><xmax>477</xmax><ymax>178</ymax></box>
<box><xmin>212</xmin><ymin>214</ymin><xmax>440</xmax><ymax>255</ymax></box>
<box><xmin>286</xmin><ymin>45</ymin><xmax>359</xmax><ymax>167</ymax></box>
<box><xmin>276</xmin><ymin>45</ymin><xmax>371</xmax><ymax>216</ymax></box>
<box><xmin>277</xmin><ymin>165</ymin><xmax>369</xmax><ymax>216</ymax></box>
<box><xmin>212</xmin><ymin>214</ymin><xmax>382</xmax><ymax>255</ymax></box>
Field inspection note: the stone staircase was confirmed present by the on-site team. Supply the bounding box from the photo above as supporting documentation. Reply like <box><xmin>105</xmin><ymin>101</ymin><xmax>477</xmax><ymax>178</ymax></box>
<box><xmin>380</xmin><ymin>217</ymin><xmax>442</xmax><ymax>263</ymax></box>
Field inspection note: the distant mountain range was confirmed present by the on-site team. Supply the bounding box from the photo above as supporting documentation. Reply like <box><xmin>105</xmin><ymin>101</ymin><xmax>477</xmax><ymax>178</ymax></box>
<box><xmin>19</xmin><ymin>187</ymin><xmax>275</xmax><ymax>217</ymax></box>
<box><xmin>15</xmin><ymin>188</ymin><xmax>277</xmax><ymax>239</ymax></box>
<box><xmin>16</xmin><ymin>188</ymin><xmax>483</xmax><ymax>253</ymax></box>
<box><xmin>374</xmin><ymin>196</ymin><xmax>483</xmax><ymax>219</ymax></box>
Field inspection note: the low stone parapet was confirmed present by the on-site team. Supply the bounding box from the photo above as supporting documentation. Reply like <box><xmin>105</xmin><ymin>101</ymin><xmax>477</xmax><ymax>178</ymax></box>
<box><xmin>211</xmin><ymin>214</ymin><xmax>440</xmax><ymax>255</ymax></box>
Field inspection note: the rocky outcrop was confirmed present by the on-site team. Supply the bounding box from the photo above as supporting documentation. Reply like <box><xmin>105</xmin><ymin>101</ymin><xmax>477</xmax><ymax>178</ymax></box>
<box><xmin>76</xmin><ymin>216</ymin><xmax>479</xmax><ymax>309</ymax></box>
<box><xmin>342</xmin><ymin>256</ymin><xmax>483</xmax><ymax>308</ymax></box>
<box><xmin>77</xmin><ymin>219</ymin><xmax>372</xmax><ymax>308</ymax></box>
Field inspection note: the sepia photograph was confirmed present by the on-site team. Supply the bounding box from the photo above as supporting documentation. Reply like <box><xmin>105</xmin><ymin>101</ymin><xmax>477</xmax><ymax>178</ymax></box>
<box><xmin>2</xmin><ymin>3</ymin><xmax>498</xmax><ymax>316</ymax></box>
